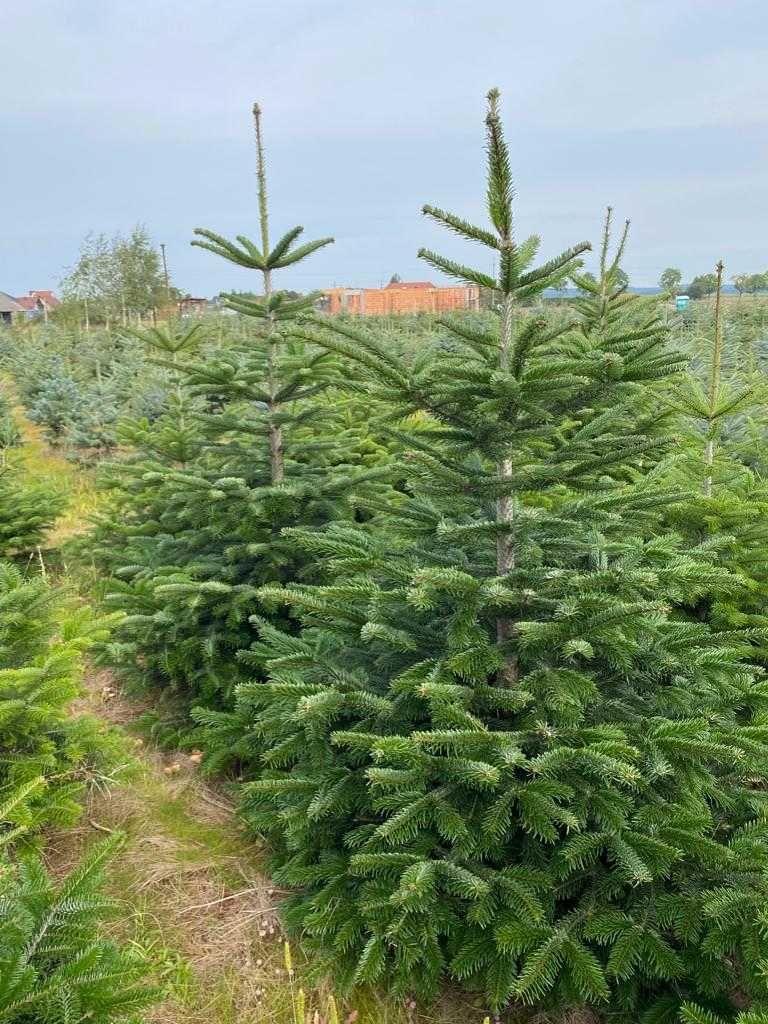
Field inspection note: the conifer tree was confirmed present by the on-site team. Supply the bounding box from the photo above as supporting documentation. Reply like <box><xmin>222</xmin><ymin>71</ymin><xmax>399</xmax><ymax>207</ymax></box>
<box><xmin>96</xmin><ymin>105</ymin><xmax>391</xmax><ymax>731</ymax></box>
<box><xmin>229</xmin><ymin>92</ymin><xmax>768</xmax><ymax>1020</ymax></box>
<box><xmin>189</xmin><ymin>101</ymin><xmax>336</xmax><ymax>486</ymax></box>
<box><xmin>0</xmin><ymin>834</ymin><xmax>157</xmax><ymax>1024</ymax></box>
<box><xmin>0</xmin><ymin>392</ymin><xmax>21</xmax><ymax>453</ymax></box>
<box><xmin>657</xmin><ymin>262</ymin><xmax>768</xmax><ymax>644</ymax></box>
<box><xmin>0</xmin><ymin>455</ymin><xmax>143</xmax><ymax>1024</ymax></box>
<box><xmin>0</xmin><ymin>562</ymin><xmax>120</xmax><ymax>837</ymax></box>
<box><xmin>0</xmin><ymin>469</ymin><xmax>64</xmax><ymax>556</ymax></box>
<box><xmin>0</xmin><ymin>386</ymin><xmax>64</xmax><ymax>554</ymax></box>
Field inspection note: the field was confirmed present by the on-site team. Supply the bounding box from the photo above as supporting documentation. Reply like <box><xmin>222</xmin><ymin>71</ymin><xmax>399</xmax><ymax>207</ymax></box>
<box><xmin>3</xmin><ymin>98</ymin><xmax>768</xmax><ymax>1024</ymax></box>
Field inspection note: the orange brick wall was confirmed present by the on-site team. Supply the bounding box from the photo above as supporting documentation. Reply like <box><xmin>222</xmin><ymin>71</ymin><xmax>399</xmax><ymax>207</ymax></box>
<box><xmin>323</xmin><ymin>283</ymin><xmax>480</xmax><ymax>316</ymax></box>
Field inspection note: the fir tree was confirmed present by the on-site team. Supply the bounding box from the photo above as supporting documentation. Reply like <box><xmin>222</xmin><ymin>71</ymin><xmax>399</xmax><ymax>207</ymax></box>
<box><xmin>95</xmin><ymin>106</ymin><xmax>391</xmax><ymax>741</ymax></box>
<box><xmin>26</xmin><ymin>373</ymin><xmax>82</xmax><ymax>444</ymax></box>
<box><xmin>0</xmin><ymin>469</ymin><xmax>64</xmax><ymax>557</ymax></box>
<box><xmin>0</xmin><ymin>392</ymin><xmax>21</xmax><ymax>454</ymax></box>
<box><xmin>228</xmin><ymin>91</ymin><xmax>768</xmax><ymax>1020</ymax></box>
<box><xmin>0</xmin><ymin>386</ymin><xmax>64</xmax><ymax>556</ymax></box>
<box><xmin>0</xmin><ymin>834</ymin><xmax>157</xmax><ymax>1024</ymax></box>
<box><xmin>656</xmin><ymin>263</ymin><xmax>768</xmax><ymax>646</ymax></box>
<box><xmin>0</xmin><ymin>562</ymin><xmax>120</xmax><ymax>837</ymax></box>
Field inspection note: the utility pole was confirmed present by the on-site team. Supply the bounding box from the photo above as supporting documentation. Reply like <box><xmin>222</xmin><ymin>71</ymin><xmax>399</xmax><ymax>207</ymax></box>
<box><xmin>703</xmin><ymin>259</ymin><xmax>725</xmax><ymax>498</ymax></box>
<box><xmin>160</xmin><ymin>243</ymin><xmax>171</xmax><ymax>313</ymax></box>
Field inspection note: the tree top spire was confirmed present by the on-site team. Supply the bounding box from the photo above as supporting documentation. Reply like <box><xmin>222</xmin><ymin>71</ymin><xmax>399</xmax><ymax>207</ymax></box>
<box><xmin>486</xmin><ymin>87</ymin><xmax>501</xmax><ymax>121</ymax></box>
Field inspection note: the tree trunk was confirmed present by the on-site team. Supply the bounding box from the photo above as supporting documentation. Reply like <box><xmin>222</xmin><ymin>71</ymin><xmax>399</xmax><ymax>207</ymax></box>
<box><xmin>496</xmin><ymin>288</ymin><xmax>518</xmax><ymax>685</ymax></box>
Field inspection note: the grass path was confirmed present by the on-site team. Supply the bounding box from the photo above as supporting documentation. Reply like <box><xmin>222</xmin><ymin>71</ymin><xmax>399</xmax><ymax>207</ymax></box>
<box><xmin>50</xmin><ymin>667</ymin><xmax>289</xmax><ymax>1024</ymax></box>
<box><xmin>8</xmin><ymin>392</ymin><xmax>471</xmax><ymax>1024</ymax></box>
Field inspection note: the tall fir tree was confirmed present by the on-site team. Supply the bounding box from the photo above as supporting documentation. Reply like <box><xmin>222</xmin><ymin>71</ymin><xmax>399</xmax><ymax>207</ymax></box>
<box><xmin>95</xmin><ymin>105</ymin><xmax>391</xmax><ymax>739</ymax></box>
<box><xmin>226</xmin><ymin>92</ymin><xmax>768</xmax><ymax>1021</ymax></box>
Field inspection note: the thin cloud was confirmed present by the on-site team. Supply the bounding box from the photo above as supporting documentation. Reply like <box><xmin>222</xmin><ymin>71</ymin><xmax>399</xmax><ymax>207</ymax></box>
<box><xmin>1</xmin><ymin>0</ymin><xmax>766</xmax><ymax>294</ymax></box>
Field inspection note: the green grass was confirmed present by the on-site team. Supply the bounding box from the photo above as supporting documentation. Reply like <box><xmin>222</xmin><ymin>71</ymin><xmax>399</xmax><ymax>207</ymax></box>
<box><xmin>3</xmin><ymin>380</ymin><xmax>102</xmax><ymax>547</ymax></box>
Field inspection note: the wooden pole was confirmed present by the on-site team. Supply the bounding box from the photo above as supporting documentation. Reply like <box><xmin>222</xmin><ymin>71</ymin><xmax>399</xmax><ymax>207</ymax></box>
<box><xmin>160</xmin><ymin>243</ymin><xmax>171</xmax><ymax>314</ymax></box>
<box><xmin>703</xmin><ymin>260</ymin><xmax>725</xmax><ymax>497</ymax></box>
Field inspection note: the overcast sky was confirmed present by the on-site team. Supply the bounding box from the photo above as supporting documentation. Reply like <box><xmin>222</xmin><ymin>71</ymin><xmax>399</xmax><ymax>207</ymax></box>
<box><xmin>2</xmin><ymin>0</ymin><xmax>766</xmax><ymax>297</ymax></box>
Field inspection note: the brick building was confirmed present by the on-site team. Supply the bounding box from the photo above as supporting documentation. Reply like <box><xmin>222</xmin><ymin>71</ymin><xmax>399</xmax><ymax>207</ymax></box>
<box><xmin>321</xmin><ymin>280</ymin><xmax>480</xmax><ymax>316</ymax></box>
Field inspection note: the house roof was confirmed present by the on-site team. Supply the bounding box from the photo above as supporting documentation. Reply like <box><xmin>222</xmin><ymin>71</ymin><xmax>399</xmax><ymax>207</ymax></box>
<box><xmin>15</xmin><ymin>296</ymin><xmax>39</xmax><ymax>311</ymax></box>
<box><xmin>0</xmin><ymin>291</ymin><xmax>24</xmax><ymax>313</ymax></box>
<box><xmin>28</xmin><ymin>290</ymin><xmax>60</xmax><ymax>308</ymax></box>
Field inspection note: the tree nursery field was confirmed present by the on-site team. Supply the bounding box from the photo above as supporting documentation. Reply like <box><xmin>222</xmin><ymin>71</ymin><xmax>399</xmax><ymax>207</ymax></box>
<box><xmin>3</xmin><ymin>95</ymin><xmax>768</xmax><ymax>1024</ymax></box>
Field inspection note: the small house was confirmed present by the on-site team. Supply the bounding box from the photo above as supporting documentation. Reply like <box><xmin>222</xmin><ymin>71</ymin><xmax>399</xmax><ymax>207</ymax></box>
<box><xmin>0</xmin><ymin>292</ymin><xmax>24</xmax><ymax>325</ymax></box>
<box><xmin>15</xmin><ymin>290</ymin><xmax>61</xmax><ymax>320</ymax></box>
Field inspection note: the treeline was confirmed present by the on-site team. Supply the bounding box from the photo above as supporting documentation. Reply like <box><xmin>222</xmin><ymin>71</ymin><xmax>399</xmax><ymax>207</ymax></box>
<box><xmin>660</xmin><ymin>266</ymin><xmax>768</xmax><ymax>299</ymax></box>
<box><xmin>58</xmin><ymin>226</ymin><xmax>174</xmax><ymax>327</ymax></box>
<box><xmin>7</xmin><ymin>93</ymin><xmax>768</xmax><ymax>1024</ymax></box>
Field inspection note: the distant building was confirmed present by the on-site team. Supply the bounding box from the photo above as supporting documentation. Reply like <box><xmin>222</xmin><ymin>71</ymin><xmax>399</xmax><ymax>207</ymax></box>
<box><xmin>178</xmin><ymin>297</ymin><xmax>209</xmax><ymax>318</ymax></box>
<box><xmin>14</xmin><ymin>290</ymin><xmax>61</xmax><ymax>320</ymax></box>
<box><xmin>320</xmin><ymin>280</ymin><xmax>480</xmax><ymax>316</ymax></box>
<box><xmin>0</xmin><ymin>292</ymin><xmax>24</xmax><ymax>325</ymax></box>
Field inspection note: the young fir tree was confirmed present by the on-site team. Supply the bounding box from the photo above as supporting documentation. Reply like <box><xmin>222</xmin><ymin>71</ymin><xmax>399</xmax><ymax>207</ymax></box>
<box><xmin>95</xmin><ymin>105</ymin><xmax>390</xmax><ymax>732</ymax></box>
<box><xmin>0</xmin><ymin>391</ymin><xmax>21</xmax><ymax>453</ymax></box>
<box><xmin>0</xmin><ymin>562</ymin><xmax>120</xmax><ymax>838</ymax></box>
<box><xmin>0</xmin><ymin>468</ymin><xmax>143</xmax><ymax>1024</ymax></box>
<box><xmin>230</xmin><ymin>92</ymin><xmax>768</xmax><ymax>1020</ymax></box>
<box><xmin>0</xmin><ymin>834</ymin><xmax>158</xmax><ymax>1024</ymax></box>
<box><xmin>0</xmin><ymin>469</ymin><xmax>64</xmax><ymax>557</ymax></box>
<box><xmin>0</xmin><ymin>386</ymin><xmax>64</xmax><ymax>555</ymax></box>
<box><xmin>655</xmin><ymin>263</ymin><xmax>768</xmax><ymax>647</ymax></box>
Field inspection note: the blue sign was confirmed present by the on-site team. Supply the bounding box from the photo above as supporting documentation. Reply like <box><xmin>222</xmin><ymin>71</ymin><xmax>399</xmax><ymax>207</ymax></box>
<box><xmin>675</xmin><ymin>295</ymin><xmax>690</xmax><ymax>311</ymax></box>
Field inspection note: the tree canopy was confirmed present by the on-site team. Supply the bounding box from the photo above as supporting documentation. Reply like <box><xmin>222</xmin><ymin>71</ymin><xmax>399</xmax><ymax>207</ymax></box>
<box><xmin>60</xmin><ymin>226</ymin><xmax>171</xmax><ymax>325</ymax></box>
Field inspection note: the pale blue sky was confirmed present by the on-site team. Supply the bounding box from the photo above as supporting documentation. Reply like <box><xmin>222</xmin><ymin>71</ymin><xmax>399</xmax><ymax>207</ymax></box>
<box><xmin>2</xmin><ymin>0</ymin><xmax>766</xmax><ymax>297</ymax></box>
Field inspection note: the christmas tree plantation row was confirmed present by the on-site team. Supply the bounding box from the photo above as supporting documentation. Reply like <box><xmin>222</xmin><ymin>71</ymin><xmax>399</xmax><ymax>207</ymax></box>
<box><xmin>0</xmin><ymin>320</ymin><xmax>191</xmax><ymax>462</ymax></box>
<box><xmin>0</xmin><ymin>385</ymin><xmax>160</xmax><ymax>1022</ymax></box>
<box><xmin>38</xmin><ymin>94</ymin><xmax>768</xmax><ymax>1023</ymax></box>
